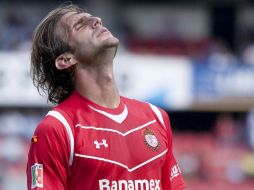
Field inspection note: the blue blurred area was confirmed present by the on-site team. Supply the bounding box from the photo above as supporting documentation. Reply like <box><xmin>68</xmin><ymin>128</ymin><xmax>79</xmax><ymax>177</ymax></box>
<box><xmin>193</xmin><ymin>63</ymin><xmax>254</xmax><ymax>98</ymax></box>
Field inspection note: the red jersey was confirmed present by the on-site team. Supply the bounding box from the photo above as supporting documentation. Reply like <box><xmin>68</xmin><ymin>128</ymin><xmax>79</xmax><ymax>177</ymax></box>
<box><xmin>27</xmin><ymin>91</ymin><xmax>185</xmax><ymax>190</ymax></box>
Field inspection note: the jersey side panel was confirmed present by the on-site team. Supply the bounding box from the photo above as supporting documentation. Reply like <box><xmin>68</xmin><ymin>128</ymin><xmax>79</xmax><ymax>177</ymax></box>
<box><xmin>159</xmin><ymin>108</ymin><xmax>186</xmax><ymax>190</ymax></box>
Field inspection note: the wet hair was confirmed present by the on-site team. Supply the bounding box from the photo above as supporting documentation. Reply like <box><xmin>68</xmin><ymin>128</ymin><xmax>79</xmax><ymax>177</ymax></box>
<box><xmin>31</xmin><ymin>2</ymin><xmax>83</xmax><ymax>104</ymax></box>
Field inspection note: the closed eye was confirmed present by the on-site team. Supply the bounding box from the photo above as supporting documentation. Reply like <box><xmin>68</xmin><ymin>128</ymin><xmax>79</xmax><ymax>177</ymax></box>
<box><xmin>73</xmin><ymin>17</ymin><xmax>88</xmax><ymax>31</ymax></box>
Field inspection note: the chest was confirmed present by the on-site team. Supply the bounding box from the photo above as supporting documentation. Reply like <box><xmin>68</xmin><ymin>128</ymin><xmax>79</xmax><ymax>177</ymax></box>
<box><xmin>72</xmin><ymin>114</ymin><xmax>169</xmax><ymax>174</ymax></box>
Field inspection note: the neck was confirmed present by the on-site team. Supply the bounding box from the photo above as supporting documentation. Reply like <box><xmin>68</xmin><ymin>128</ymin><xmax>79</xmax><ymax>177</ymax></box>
<box><xmin>74</xmin><ymin>49</ymin><xmax>120</xmax><ymax>108</ymax></box>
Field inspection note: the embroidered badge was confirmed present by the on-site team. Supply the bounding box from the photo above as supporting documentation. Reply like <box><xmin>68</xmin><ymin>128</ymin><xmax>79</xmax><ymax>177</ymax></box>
<box><xmin>31</xmin><ymin>163</ymin><xmax>43</xmax><ymax>188</ymax></box>
<box><xmin>31</xmin><ymin>136</ymin><xmax>38</xmax><ymax>143</ymax></box>
<box><xmin>143</xmin><ymin>128</ymin><xmax>160</xmax><ymax>151</ymax></box>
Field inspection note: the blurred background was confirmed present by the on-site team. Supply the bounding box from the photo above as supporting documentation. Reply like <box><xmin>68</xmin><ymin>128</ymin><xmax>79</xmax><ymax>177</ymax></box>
<box><xmin>0</xmin><ymin>0</ymin><xmax>254</xmax><ymax>189</ymax></box>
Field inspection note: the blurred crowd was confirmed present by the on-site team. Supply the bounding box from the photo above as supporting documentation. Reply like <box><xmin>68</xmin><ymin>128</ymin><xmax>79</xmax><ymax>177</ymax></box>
<box><xmin>1</xmin><ymin>2</ymin><xmax>254</xmax><ymax>68</ymax></box>
<box><xmin>173</xmin><ymin>112</ymin><xmax>254</xmax><ymax>190</ymax></box>
<box><xmin>0</xmin><ymin>109</ymin><xmax>47</xmax><ymax>190</ymax></box>
<box><xmin>0</xmin><ymin>13</ymin><xmax>32</xmax><ymax>50</ymax></box>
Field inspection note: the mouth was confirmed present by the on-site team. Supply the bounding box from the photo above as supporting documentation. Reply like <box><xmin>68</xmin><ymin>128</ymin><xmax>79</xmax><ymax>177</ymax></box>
<box><xmin>97</xmin><ymin>28</ymin><xmax>110</xmax><ymax>37</ymax></box>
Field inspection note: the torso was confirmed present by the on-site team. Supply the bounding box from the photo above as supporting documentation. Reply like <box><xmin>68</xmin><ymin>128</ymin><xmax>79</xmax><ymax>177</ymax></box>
<box><xmin>55</xmin><ymin>92</ymin><xmax>169</xmax><ymax>190</ymax></box>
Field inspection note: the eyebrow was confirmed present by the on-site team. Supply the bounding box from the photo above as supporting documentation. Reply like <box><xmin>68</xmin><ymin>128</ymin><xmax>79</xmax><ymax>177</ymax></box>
<box><xmin>72</xmin><ymin>13</ymin><xmax>92</xmax><ymax>29</ymax></box>
<box><xmin>72</xmin><ymin>17</ymin><xmax>85</xmax><ymax>29</ymax></box>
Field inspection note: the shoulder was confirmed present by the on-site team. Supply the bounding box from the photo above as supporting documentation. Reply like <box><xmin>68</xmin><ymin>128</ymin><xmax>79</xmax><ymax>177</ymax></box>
<box><xmin>34</xmin><ymin>113</ymin><xmax>68</xmax><ymax>138</ymax></box>
<box><xmin>32</xmin><ymin>109</ymin><xmax>75</xmax><ymax>165</ymax></box>
<box><xmin>122</xmin><ymin>96</ymin><xmax>167</xmax><ymax>112</ymax></box>
<box><xmin>33</xmin><ymin>111</ymin><xmax>72</xmax><ymax>153</ymax></box>
<box><xmin>121</xmin><ymin>96</ymin><xmax>151</xmax><ymax>109</ymax></box>
<box><xmin>122</xmin><ymin>96</ymin><xmax>170</xmax><ymax>126</ymax></box>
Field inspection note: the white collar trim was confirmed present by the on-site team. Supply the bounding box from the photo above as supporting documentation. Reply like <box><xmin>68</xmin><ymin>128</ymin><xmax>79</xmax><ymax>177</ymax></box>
<box><xmin>88</xmin><ymin>104</ymin><xmax>128</xmax><ymax>124</ymax></box>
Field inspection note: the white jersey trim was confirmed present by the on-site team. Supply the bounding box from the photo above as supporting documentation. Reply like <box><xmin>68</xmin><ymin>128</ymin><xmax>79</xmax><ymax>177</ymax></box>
<box><xmin>149</xmin><ymin>104</ymin><xmax>165</xmax><ymax>129</ymax></box>
<box><xmin>88</xmin><ymin>104</ymin><xmax>128</xmax><ymax>124</ymax></box>
<box><xmin>75</xmin><ymin>149</ymin><xmax>168</xmax><ymax>172</ymax></box>
<box><xmin>75</xmin><ymin>120</ymin><xmax>156</xmax><ymax>136</ymax></box>
<box><xmin>47</xmin><ymin>111</ymin><xmax>74</xmax><ymax>166</ymax></box>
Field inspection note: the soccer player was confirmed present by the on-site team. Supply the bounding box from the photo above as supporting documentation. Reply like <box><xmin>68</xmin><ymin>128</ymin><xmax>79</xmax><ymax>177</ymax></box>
<box><xmin>26</xmin><ymin>3</ymin><xmax>185</xmax><ymax>190</ymax></box>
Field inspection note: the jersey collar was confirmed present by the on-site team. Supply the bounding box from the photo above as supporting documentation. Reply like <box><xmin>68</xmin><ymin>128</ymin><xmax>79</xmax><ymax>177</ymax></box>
<box><xmin>73</xmin><ymin>91</ymin><xmax>128</xmax><ymax>124</ymax></box>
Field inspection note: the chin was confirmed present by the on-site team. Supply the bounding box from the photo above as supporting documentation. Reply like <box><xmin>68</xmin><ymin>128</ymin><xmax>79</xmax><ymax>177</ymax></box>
<box><xmin>102</xmin><ymin>36</ymin><xmax>119</xmax><ymax>48</ymax></box>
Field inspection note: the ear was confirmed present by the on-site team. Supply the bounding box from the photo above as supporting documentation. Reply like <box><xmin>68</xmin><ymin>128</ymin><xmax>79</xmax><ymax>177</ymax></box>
<box><xmin>55</xmin><ymin>53</ymin><xmax>77</xmax><ymax>70</ymax></box>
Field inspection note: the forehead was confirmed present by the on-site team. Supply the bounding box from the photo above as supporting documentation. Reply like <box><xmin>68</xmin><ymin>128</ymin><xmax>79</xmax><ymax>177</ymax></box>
<box><xmin>60</xmin><ymin>11</ymin><xmax>92</xmax><ymax>26</ymax></box>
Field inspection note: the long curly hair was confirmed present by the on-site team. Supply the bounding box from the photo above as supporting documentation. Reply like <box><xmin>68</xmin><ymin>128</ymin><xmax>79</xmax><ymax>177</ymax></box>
<box><xmin>31</xmin><ymin>3</ymin><xmax>83</xmax><ymax>104</ymax></box>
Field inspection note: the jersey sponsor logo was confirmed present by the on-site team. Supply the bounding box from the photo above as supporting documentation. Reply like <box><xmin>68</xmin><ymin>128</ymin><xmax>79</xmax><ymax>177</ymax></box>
<box><xmin>99</xmin><ymin>179</ymin><xmax>161</xmax><ymax>190</ymax></box>
<box><xmin>31</xmin><ymin>163</ymin><xmax>43</xmax><ymax>188</ymax></box>
<box><xmin>143</xmin><ymin>129</ymin><xmax>160</xmax><ymax>151</ymax></box>
<box><xmin>94</xmin><ymin>139</ymin><xmax>109</xmax><ymax>149</ymax></box>
<box><xmin>170</xmin><ymin>164</ymin><xmax>181</xmax><ymax>181</ymax></box>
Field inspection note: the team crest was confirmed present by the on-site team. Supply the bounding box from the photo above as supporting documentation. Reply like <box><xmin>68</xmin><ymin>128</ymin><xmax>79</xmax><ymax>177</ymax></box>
<box><xmin>31</xmin><ymin>163</ymin><xmax>43</xmax><ymax>188</ymax></box>
<box><xmin>143</xmin><ymin>128</ymin><xmax>160</xmax><ymax>151</ymax></box>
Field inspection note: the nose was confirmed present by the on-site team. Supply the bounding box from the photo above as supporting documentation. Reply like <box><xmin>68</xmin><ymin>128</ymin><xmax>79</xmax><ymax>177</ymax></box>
<box><xmin>91</xmin><ymin>17</ymin><xmax>102</xmax><ymax>28</ymax></box>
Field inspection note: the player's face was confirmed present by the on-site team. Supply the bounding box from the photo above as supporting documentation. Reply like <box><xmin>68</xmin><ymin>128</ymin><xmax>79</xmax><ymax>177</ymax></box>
<box><xmin>58</xmin><ymin>11</ymin><xmax>119</xmax><ymax>61</ymax></box>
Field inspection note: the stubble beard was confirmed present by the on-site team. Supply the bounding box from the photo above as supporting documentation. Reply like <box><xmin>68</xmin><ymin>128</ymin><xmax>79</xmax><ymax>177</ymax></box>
<box><xmin>74</xmin><ymin>36</ymin><xmax>119</xmax><ymax>65</ymax></box>
<box><xmin>96</xmin><ymin>35</ymin><xmax>119</xmax><ymax>58</ymax></box>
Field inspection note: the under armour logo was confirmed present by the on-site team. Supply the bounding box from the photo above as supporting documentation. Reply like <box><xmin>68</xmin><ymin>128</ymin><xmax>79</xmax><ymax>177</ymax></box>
<box><xmin>94</xmin><ymin>139</ymin><xmax>108</xmax><ymax>149</ymax></box>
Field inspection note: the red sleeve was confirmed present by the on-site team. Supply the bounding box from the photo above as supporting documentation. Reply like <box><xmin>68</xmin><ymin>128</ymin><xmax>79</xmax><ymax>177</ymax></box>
<box><xmin>160</xmin><ymin>109</ymin><xmax>186</xmax><ymax>190</ymax></box>
<box><xmin>26</xmin><ymin>115</ymin><xmax>70</xmax><ymax>190</ymax></box>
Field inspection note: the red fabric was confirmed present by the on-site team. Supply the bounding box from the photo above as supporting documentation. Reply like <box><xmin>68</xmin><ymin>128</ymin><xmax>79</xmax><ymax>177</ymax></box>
<box><xmin>27</xmin><ymin>91</ymin><xmax>185</xmax><ymax>190</ymax></box>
